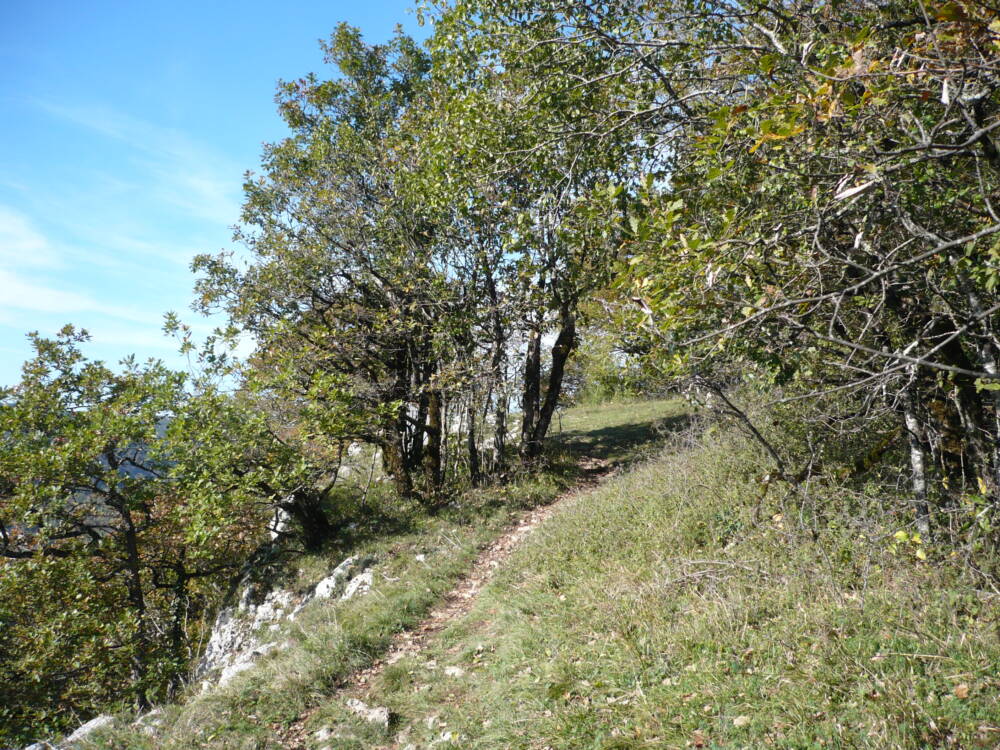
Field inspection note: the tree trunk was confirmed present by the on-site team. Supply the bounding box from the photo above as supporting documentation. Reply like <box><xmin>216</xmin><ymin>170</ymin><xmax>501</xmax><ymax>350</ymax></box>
<box><xmin>118</xmin><ymin>505</ymin><xmax>151</xmax><ymax>711</ymax></box>
<box><xmin>382</xmin><ymin>431</ymin><xmax>414</xmax><ymax>500</ymax></box>
<box><xmin>168</xmin><ymin>562</ymin><xmax>189</xmax><ymax>697</ymax></box>
<box><xmin>383</xmin><ymin>350</ymin><xmax>415</xmax><ymax>499</ymax></box>
<box><xmin>915</xmin><ymin>317</ymin><xmax>989</xmax><ymax>483</ymax></box>
<box><xmin>486</xmin><ymin>269</ymin><xmax>508</xmax><ymax>473</ymax></box>
<box><xmin>979</xmin><ymin>351</ymin><xmax>1000</xmax><ymax>507</ymax></box>
<box><xmin>521</xmin><ymin>309</ymin><xmax>577</xmax><ymax>460</ymax></box>
<box><xmin>949</xmin><ymin>253</ymin><xmax>1000</xmax><ymax>505</ymax></box>
<box><xmin>902</xmin><ymin>388</ymin><xmax>932</xmax><ymax>540</ymax></box>
<box><xmin>467</xmin><ymin>398</ymin><xmax>481</xmax><ymax>485</ymax></box>
<box><xmin>493</xmin><ymin>394</ymin><xmax>508</xmax><ymax>474</ymax></box>
<box><xmin>530</xmin><ymin>309</ymin><xmax>577</xmax><ymax>450</ymax></box>
<box><xmin>409</xmin><ymin>355</ymin><xmax>435</xmax><ymax>472</ymax></box>
<box><xmin>410</xmin><ymin>388</ymin><xmax>429</xmax><ymax>472</ymax></box>
<box><xmin>519</xmin><ymin>325</ymin><xmax>542</xmax><ymax>459</ymax></box>
<box><xmin>423</xmin><ymin>388</ymin><xmax>443</xmax><ymax>492</ymax></box>
<box><xmin>283</xmin><ymin>489</ymin><xmax>337</xmax><ymax>551</ymax></box>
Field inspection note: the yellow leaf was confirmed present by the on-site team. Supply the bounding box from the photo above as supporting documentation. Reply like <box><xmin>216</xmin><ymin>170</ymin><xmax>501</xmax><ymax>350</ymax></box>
<box><xmin>915</xmin><ymin>548</ymin><xmax>927</xmax><ymax>560</ymax></box>
<box><xmin>936</xmin><ymin>3</ymin><xmax>965</xmax><ymax>21</ymax></box>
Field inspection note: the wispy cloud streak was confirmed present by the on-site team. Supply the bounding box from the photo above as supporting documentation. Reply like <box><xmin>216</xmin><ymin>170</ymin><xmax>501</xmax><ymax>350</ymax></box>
<box><xmin>36</xmin><ymin>101</ymin><xmax>243</xmax><ymax>227</ymax></box>
<box><xmin>0</xmin><ymin>269</ymin><xmax>156</xmax><ymax>323</ymax></box>
<box><xmin>0</xmin><ymin>205</ymin><xmax>61</xmax><ymax>268</ymax></box>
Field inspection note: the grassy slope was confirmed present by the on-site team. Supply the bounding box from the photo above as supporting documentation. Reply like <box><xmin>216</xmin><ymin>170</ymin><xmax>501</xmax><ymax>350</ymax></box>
<box><xmin>308</xmin><ymin>417</ymin><xmax>1000</xmax><ymax>749</ymax></box>
<box><xmin>90</xmin><ymin>399</ymin><xmax>680</xmax><ymax>749</ymax></box>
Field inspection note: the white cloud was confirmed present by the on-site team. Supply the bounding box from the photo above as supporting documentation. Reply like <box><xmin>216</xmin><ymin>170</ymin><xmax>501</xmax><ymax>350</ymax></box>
<box><xmin>0</xmin><ymin>269</ymin><xmax>154</xmax><ymax>323</ymax></box>
<box><xmin>147</xmin><ymin>159</ymin><xmax>243</xmax><ymax>227</ymax></box>
<box><xmin>0</xmin><ymin>204</ymin><xmax>192</xmax><ymax>286</ymax></box>
<box><xmin>0</xmin><ymin>101</ymin><xmax>250</xmax><ymax>383</ymax></box>
<box><xmin>0</xmin><ymin>205</ymin><xmax>60</xmax><ymax>267</ymax></box>
<box><xmin>2</xmin><ymin>102</ymin><xmax>244</xmax><ymax>287</ymax></box>
<box><xmin>36</xmin><ymin>102</ymin><xmax>243</xmax><ymax>227</ymax></box>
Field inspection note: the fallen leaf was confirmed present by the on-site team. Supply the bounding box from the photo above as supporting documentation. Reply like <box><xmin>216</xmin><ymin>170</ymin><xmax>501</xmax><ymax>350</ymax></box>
<box><xmin>954</xmin><ymin>683</ymin><xmax>970</xmax><ymax>699</ymax></box>
<box><xmin>733</xmin><ymin>714</ymin><xmax>751</xmax><ymax>727</ymax></box>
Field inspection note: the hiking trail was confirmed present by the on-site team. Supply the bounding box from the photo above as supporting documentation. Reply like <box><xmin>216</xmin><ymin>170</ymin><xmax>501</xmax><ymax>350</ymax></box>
<box><xmin>280</xmin><ymin>456</ymin><xmax>615</xmax><ymax>749</ymax></box>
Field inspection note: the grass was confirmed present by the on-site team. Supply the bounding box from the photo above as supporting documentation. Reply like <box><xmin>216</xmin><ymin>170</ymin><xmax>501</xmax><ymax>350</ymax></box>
<box><xmin>86</xmin><ymin>398</ymin><xmax>682</xmax><ymax>749</ymax></box>
<box><xmin>302</xmin><ymin>418</ymin><xmax>1000</xmax><ymax>749</ymax></box>
<box><xmin>85</xmin><ymin>398</ymin><xmax>1000</xmax><ymax>748</ymax></box>
<box><xmin>549</xmin><ymin>399</ymin><xmax>691</xmax><ymax>467</ymax></box>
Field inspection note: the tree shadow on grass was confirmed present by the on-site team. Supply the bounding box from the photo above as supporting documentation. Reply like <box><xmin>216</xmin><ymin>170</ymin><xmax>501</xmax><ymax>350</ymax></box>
<box><xmin>320</xmin><ymin>408</ymin><xmax>691</xmax><ymax>550</ymax></box>
<box><xmin>551</xmin><ymin>412</ymin><xmax>692</xmax><ymax>467</ymax></box>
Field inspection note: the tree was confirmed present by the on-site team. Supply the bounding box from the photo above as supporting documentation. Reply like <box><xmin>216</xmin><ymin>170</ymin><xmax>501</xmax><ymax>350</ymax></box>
<box><xmin>630</xmin><ymin>2</ymin><xmax>1000</xmax><ymax>529</ymax></box>
<box><xmin>0</xmin><ymin>327</ymin><xmax>336</xmax><ymax>740</ymax></box>
<box><xmin>434</xmin><ymin>0</ymin><xmax>1000</xmax><ymax>541</ymax></box>
<box><xmin>194</xmin><ymin>25</ymin><xmax>476</xmax><ymax>499</ymax></box>
<box><xmin>431</xmin><ymin>0</ymin><xmax>640</xmax><ymax>459</ymax></box>
<box><xmin>0</xmin><ymin>328</ymin><xmax>196</xmax><ymax>713</ymax></box>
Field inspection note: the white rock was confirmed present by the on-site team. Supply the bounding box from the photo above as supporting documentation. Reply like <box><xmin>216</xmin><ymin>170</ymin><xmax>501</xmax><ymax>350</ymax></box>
<box><xmin>268</xmin><ymin>506</ymin><xmax>293</xmax><ymax>540</ymax></box>
<box><xmin>133</xmin><ymin>707</ymin><xmax>165</xmax><ymax>737</ymax></box>
<box><xmin>197</xmin><ymin>554</ymin><xmax>374</xmax><ymax>692</ymax></box>
<box><xmin>314</xmin><ymin>726</ymin><xmax>333</xmax><ymax>741</ymax></box>
<box><xmin>344</xmin><ymin>697</ymin><xmax>390</xmax><ymax>728</ymax></box>
<box><xmin>215</xmin><ymin>639</ymin><xmax>288</xmax><ymax>686</ymax></box>
<box><xmin>198</xmin><ymin>586</ymin><xmax>295</xmax><ymax>684</ymax></box>
<box><xmin>341</xmin><ymin>569</ymin><xmax>373</xmax><ymax>600</ymax></box>
<box><xmin>218</xmin><ymin>659</ymin><xmax>255</xmax><ymax>686</ymax></box>
<box><xmin>63</xmin><ymin>715</ymin><xmax>115</xmax><ymax>745</ymax></box>
<box><xmin>255</xmin><ymin>589</ymin><xmax>295</xmax><ymax>622</ymax></box>
<box><xmin>415</xmin><ymin>553</ymin><xmax>426</xmax><ymax>562</ymax></box>
<box><xmin>443</xmin><ymin>666</ymin><xmax>466</xmax><ymax>678</ymax></box>
<box><xmin>312</xmin><ymin>556</ymin><xmax>362</xmax><ymax>600</ymax></box>
<box><xmin>251</xmin><ymin>641</ymin><xmax>284</xmax><ymax>658</ymax></box>
<box><xmin>429</xmin><ymin>730</ymin><xmax>458</xmax><ymax>747</ymax></box>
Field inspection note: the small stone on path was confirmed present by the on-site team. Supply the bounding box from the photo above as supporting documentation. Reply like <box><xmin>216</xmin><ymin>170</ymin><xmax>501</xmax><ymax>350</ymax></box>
<box><xmin>345</xmin><ymin>697</ymin><xmax>390</xmax><ymax>728</ymax></box>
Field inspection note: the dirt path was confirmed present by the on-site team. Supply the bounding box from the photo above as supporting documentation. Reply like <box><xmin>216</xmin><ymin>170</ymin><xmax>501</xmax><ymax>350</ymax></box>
<box><xmin>280</xmin><ymin>457</ymin><xmax>614</xmax><ymax>749</ymax></box>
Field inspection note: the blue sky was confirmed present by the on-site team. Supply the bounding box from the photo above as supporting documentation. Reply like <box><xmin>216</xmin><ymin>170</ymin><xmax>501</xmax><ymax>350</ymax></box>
<box><xmin>0</xmin><ymin>0</ymin><xmax>427</xmax><ymax>386</ymax></box>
